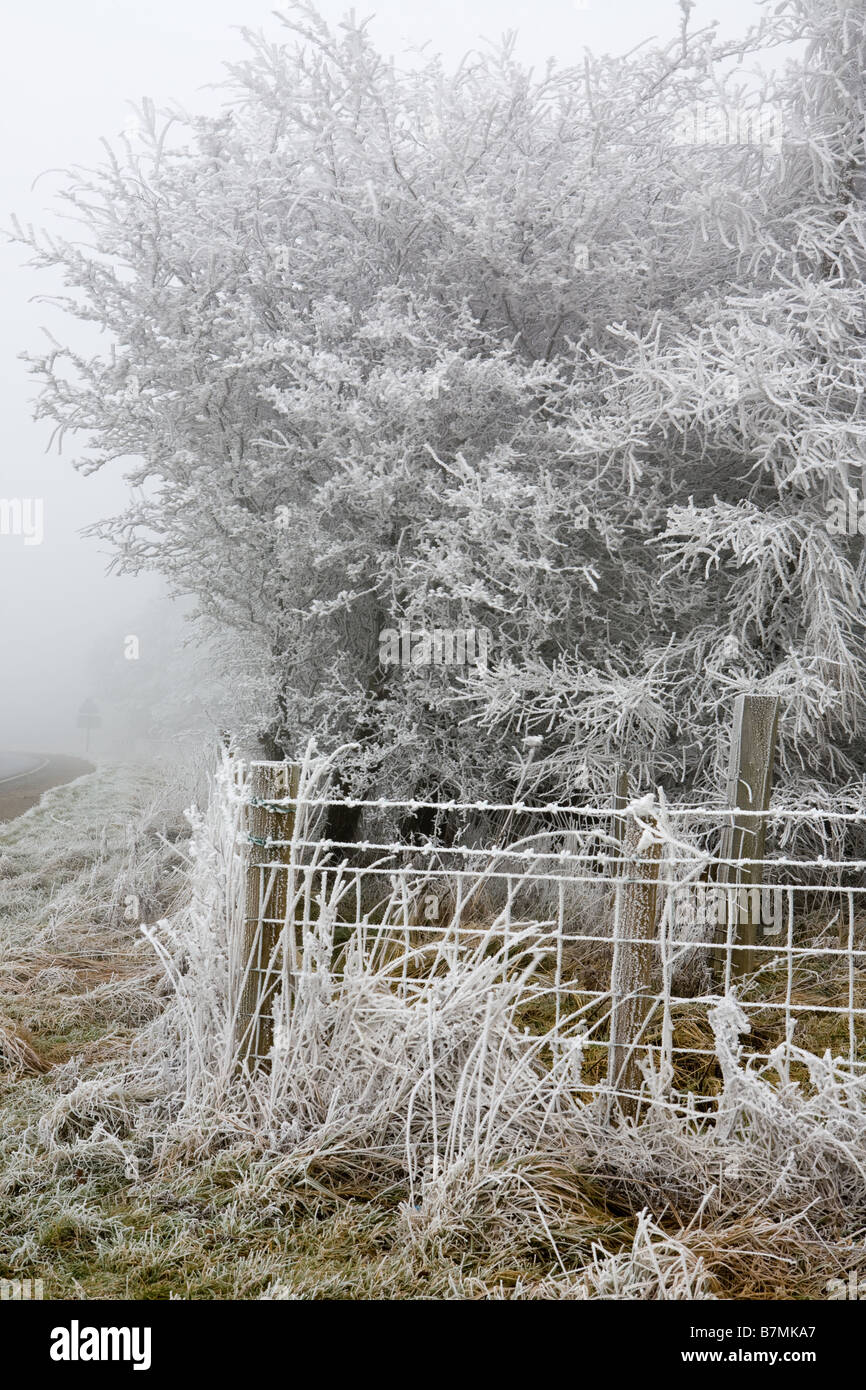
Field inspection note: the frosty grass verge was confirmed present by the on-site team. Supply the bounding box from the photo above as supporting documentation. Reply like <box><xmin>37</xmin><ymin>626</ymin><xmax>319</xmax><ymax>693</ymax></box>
<box><xmin>2</xmin><ymin>754</ymin><xmax>866</xmax><ymax>1298</ymax></box>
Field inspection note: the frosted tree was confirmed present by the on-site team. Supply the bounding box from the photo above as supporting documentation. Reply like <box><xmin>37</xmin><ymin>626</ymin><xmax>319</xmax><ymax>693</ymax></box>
<box><xmin>14</xmin><ymin>0</ymin><xmax>863</xmax><ymax>807</ymax></box>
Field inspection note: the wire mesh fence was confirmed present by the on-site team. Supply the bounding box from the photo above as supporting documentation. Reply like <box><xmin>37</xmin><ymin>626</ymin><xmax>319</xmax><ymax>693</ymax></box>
<box><xmin>232</xmin><ymin>759</ymin><xmax>866</xmax><ymax>1117</ymax></box>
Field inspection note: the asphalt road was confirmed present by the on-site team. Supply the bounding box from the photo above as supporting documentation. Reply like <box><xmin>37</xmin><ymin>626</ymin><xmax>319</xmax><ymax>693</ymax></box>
<box><xmin>0</xmin><ymin>752</ymin><xmax>94</xmax><ymax>823</ymax></box>
<box><xmin>0</xmin><ymin>752</ymin><xmax>49</xmax><ymax>784</ymax></box>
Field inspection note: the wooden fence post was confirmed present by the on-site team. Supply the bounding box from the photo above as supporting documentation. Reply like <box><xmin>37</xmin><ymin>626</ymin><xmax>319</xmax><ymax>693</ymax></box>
<box><xmin>239</xmin><ymin>761</ymin><xmax>300</xmax><ymax>1068</ymax></box>
<box><xmin>610</xmin><ymin>762</ymin><xmax>630</xmax><ymax>853</ymax></box>
<box><xmin>715</xmin><ymin>695</ymin><xmax>779</xmax><ymax>981</ymax></box>
<box><xmin>607</xmin><ymin>810</ymin><xmax>661</xmax><ymax>1118</ymax></box>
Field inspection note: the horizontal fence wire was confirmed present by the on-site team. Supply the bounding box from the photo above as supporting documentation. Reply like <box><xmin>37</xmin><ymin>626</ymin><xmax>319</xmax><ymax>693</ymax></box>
<box><xmin>234</xmin><ymin>772</ymin><xmax>866</xmax><ymax>1109</ymax></box>
<box><xmin>246</xmin><ymin>793</ymin><xmax>866</xmax><ymax>822</ymax></box>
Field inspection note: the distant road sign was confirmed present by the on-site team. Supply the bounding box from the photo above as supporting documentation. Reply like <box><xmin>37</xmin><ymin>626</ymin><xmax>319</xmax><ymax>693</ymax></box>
<box><xmin>77</xmin><ymin>700</ymin><xmax>102</xmax><ymax>753</ymax></box>
<box><xmin>77</xmin><ymin>699</ymin><xmax>102</xmax><ymax>728</ymax></box>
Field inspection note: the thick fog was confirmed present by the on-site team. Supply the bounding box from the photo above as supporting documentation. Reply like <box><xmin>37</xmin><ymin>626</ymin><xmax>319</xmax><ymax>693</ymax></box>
<box><xmin>0</xmin><ymin>0</ymin><xmax>766</xmax><ymax>760</ymax></box>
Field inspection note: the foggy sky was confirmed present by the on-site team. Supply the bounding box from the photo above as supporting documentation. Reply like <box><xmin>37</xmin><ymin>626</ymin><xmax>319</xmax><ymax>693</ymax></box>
<box><xmin>0</xmin><ymin>0</ymin><xmax>773</xmax><ymax>758</ymax></box>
